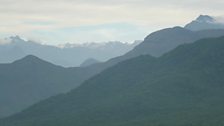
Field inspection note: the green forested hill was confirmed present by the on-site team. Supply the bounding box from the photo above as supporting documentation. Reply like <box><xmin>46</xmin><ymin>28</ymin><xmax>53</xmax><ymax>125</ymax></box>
<box><xmin>0</xmin><ymin>55</ymin><xmax>95</xmax><ymax>118</ymax></box>
<box><xmin>2</xmin><ymin>36</ymin><xmax>224</xmax><ymax>126</ymax></box>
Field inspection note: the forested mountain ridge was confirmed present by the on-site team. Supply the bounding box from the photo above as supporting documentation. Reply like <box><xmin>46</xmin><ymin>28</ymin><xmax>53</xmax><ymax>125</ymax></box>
<box><xmin>0</xmin><ymin>55</ymin><xmax>95</xmax><ymax>118</ymax></box>
<box><xmin>2</xmin><ymin>36</ymin><xmax>224</xmax><ymax>126</ymax></box>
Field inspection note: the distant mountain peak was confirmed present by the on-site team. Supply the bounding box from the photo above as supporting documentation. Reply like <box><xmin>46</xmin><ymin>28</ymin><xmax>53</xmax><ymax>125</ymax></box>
<box><xmin>185</xmin><ymin>14</ymin><xmax>224</xmax><ymax>31</ymax></box>
<box><xmin>172</xmin><ymin>26</ymin><xmax>184</xmax><ymax>29</ymax></box>
<box><xmin>9</xmin><ymin>35</ymin><xmax>26</xmax><ymax>43</ymax></box>
<box><xmin>12</xmin><ymin>55</ymin><xmax>49</xmax><ymax>65</ymax></box>
<box><xmin>80</xmin><ymin>58</ymin><xmax>99</xmax><ymax>67</ymax></box>
<box><xmin>23</xmin><ymin>55</ymin><xmax>41</xmax><ymax>60</ymax></box>
<box><xmin>196</xmin><ymin>15</ymin><xmax>215</xmax><ymax>23</ymax></box>
<box><xmin>15</xmin><ymin>55</ymin><xmax>40</xmax><ymax>61</ymax></box>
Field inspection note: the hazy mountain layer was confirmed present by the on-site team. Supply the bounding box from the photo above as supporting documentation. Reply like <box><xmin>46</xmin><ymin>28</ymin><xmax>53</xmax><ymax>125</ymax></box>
<box><xmin>1</xmin><ymin>26</ymin><xmax>224</xmax><ymax>119</ymax></box>
<box><xmin>2</xmin><ymin>36</ymin><xmax>224</xmax><ymax>126</ymax></box>
<box><xmin>0</xmin><ymin>36</ymin><xmax>138</xmax><ymax>67</ymax></box>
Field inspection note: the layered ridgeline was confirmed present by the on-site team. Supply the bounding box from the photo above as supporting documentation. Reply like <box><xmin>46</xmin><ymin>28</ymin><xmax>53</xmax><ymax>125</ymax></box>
<box><xmin>0</xmin><ymin>36</ymin><xmax>138</xmax><ymax>67</ymax></box>
<box><xmin>86</xmin><ymin>26</ymin><xmax>224</xmax><ymax>73</ymax></box>
<box><xmin>0</xmin><ymin>55</ymin><xmax>96</xmax><ymax>118</ymax></box>
<box><xmin>185</xmin><ymin>15</ymin><xmax>224</xmax><ymax>31</ymax></box>
<box><xmin>2</xmin><ymin>36</ymin><xmax>224</xmax><ymax>126</ymax></box>
<box><xmin>1</xmin><ymin>26</ymin><xmax>224</xmax><ymax>118</ymax></box>
<box><xmin>127</xmin><ymin>26</ymin><xmax>224</xmax><ymax>57</ymax></box>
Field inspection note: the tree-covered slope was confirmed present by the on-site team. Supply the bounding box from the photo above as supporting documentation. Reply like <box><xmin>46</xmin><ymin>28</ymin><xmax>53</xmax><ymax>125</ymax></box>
<box><xmin>2</xmin><ymin>36</ymin><xmax>224</xmax><ymax>126</ymax></box>
<box><xmin>0</xmin><ymin>55</ymin><xmax>96</xmax><ymax>118</ymax></box>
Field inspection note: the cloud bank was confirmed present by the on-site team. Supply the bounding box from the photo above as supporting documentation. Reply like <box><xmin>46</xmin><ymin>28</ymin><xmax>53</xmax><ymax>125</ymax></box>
<box><xmin>0</xmin><ymin>0</ymin><xmax>223</xmax><ymax>44</ymax></box>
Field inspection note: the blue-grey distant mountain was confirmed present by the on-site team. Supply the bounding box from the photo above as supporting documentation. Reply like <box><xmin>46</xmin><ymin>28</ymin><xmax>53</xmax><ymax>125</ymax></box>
<box><xmin>127</xmin><ymin>27</ymin><xmax>224</xmax><ymax>57</ymax></box>
<box><xmin>80</xmin><ymin>58</ymin><xmax>100</xmax><ymax>67</ymax></box>
<box><xmin>0</xmin><ymin>36</ymin><xmax>138</xmax><ymax>67</ymax></box>
<box><xmin>185</xmin><ymin>15</ymin><xmax>224</xmax><ymax>31</ymax></box>
<box><xmin>2</xmin><ymin>36</ymin><xmax>224</xmax><ymax>126</ymax></box>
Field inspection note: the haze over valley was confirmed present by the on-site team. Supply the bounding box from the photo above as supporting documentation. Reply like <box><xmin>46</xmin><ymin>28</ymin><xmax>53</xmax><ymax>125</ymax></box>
<box><xmin>1</xmin><ymin>0</ymin><xmax>224</xmax><ymax>125</ymax></box>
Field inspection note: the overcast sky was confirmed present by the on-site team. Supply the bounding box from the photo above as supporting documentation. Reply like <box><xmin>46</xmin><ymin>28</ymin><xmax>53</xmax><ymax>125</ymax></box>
<box><xmin>0</xmin><ymin>0</ymin><xmax>224</xmax><ymax>45</ymax></box>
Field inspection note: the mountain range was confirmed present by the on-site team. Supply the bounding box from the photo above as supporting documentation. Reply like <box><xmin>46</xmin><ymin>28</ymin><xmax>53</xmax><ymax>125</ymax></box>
<box><xmin>2</xmin><ymin>36</ymin><xmax>224</xmax><ymax>126</ymax></box>
<box><xmin>0</xmin><ymin>36</ymin><xmax>138</xmax><ymax>67</ymax></box>
<box><xmin>1</xmin><ymin>14</ymin><xmax>224</xmax><ymax>121</ymax></box>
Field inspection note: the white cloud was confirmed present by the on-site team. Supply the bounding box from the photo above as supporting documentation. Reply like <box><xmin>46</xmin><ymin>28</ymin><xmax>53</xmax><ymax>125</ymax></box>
<box><xmin>0</xmin><ymin>0</ymin><xmax>224</xmax><ymax>44</ymax></box>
